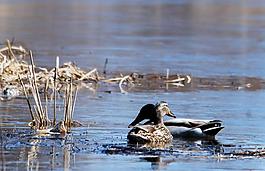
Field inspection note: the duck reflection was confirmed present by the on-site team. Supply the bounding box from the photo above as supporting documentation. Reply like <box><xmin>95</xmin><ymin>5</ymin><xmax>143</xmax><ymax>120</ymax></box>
<box><xmin>141</xmin><ymin>156</ymin><xmax>176</xmax><ymax>171</ymax></box>
<box><xmin>139</xmin><ymin>139</ymin><xmax>223</xmax><ymax>170</ymax></box>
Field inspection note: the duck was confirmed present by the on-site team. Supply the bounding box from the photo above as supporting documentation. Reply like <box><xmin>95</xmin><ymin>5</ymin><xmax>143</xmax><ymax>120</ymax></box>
<box><xmin>127</xmin><ymin>101</ymin><xmax>176</xmax><ymax>144</ymax></box>
<box><xmin>128</xmin><ymin>102</ymin><xmax>224</xmax><ymax>140</ymax></box>
<box><xmin>0</xmin><ymin>86</ymin><xmax>19</xmax><ymax>101</ymax></box>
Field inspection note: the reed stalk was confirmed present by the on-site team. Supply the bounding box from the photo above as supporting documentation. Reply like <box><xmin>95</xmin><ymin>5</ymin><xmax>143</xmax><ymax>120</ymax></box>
<box><xmin>28</xmin><ymin>66</ymin><xmax>43</xmax><ymax>124</ymax></box>
<box><xmin>70</xmin><ymin>86</ymin><xmax>78</xmax><ymax>126</ymax></box>
<box><xmin>18</xmin><ymin>74</ymin><xmax>34</xmax><ymax>122</ymax></box>
<box><xmin>53</xmin><ymin>56</ymin><xmax>59</xmax><ymax>126</ymax></box>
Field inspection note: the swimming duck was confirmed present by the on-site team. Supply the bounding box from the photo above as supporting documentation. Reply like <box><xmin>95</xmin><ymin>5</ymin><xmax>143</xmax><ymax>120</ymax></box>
<box><xmin>0</xmin><ymin>86</ymin><xmax>19</xmax><ymax>101</ymax></box>
<box><xmin>127</xmin><ymin>101</ymin><xmax>176</xmax><ymax>144</ymax></box>
<box><xmin>128</xmin><ymin>102</ymin><xmax>224</xmax><ymax>140</ymax></box>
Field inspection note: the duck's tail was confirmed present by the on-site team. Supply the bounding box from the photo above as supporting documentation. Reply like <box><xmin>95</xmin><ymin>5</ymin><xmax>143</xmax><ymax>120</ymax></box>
<box><xmin>199</xmin><ymin>120</ymin><xmax>224</xmax><ymax>136</ymax></box>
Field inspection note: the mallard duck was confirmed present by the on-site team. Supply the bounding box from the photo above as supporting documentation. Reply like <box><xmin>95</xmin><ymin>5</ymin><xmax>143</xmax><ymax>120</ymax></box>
<box><xmin>127</xmin><ymin>101</ymin><xmax>176</xmax><ymax>144</ymax></box>
<box><xmin>128</xmin><ymin>102</ymin><xmax>224</xmax><ymax>139</ymax></box>
<box><xmin>164</xmin><ymin>118</ymin><xmax>223</xmax><ymax>139</ymax></box>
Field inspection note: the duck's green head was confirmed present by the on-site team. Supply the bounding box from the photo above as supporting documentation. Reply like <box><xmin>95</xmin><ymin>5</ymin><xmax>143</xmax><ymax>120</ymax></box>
<box><xmin>128</xmin><ymin>101</ymin><xmax>175</xmax><ymax>128</ymax></box>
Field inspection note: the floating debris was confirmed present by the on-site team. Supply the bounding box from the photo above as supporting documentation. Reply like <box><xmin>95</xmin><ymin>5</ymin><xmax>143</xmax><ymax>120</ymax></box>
<box><xmin>103</xmin><ymin>73</ymin><xmax>138</xmax><ymax>93</ymax></box>
<box><xmin>102</xmin><ymin>72</ymin><xmax>192</xmax><ymax>93</ymax></box>
<box><xmin>221</xmin><ymin>148</ymin><xmax>265</xmax><ymax>159</ymax></box>
<box><xmin>2</xmin><ymin>39</ymin><xmax>264</xmax><ymax>95</ymax></box>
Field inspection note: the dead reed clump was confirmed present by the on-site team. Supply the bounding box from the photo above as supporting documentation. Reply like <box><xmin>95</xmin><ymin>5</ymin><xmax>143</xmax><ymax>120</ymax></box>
<box><xmin>20</xmin><ymin>53</ymin><xmax>80</xmax><ymax>134</ymax></box>
<box><xmin>0</xmin><ymin>40</ymin><xmax>100</xmax><ymax>100</ymax></box>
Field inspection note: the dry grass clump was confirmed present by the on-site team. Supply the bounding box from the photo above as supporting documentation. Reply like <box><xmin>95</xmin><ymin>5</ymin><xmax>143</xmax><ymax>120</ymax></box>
<box><xmin>0</xmin><ymin>40</ymin><xmax>88</xmax><ymax>134</ymax></box>
<box><xmin>0</xmin><ymin>40</ymin><xmax>100</xmax><ymax>100</ymax></box>
<box><xmin>20</xmin><ymin>53</ymin><xmax>80</xmax><ymax>134</ymax></box>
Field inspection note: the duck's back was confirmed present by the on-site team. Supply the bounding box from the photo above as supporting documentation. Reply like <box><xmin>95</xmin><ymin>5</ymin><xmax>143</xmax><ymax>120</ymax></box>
<box><xmin>127</xmin><ymin>124</ymin><xmax>173</xmax><ymax>144</ymax></box>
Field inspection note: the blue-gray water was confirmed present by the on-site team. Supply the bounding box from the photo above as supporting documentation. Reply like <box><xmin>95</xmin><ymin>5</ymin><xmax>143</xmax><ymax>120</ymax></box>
<box><xmin>1</xmin><ymin>0</ymin><xmax>265</xmax><ymax>77</ymax></box>
<box><xmin>1</xmin><ymin>90</ymin><xmax>265</xmax><ymax>170</ymax></box>
<box><xmin>1</xmin><ymin>0</ymin><xmax>265</xmax><ymax>170</ymax></box>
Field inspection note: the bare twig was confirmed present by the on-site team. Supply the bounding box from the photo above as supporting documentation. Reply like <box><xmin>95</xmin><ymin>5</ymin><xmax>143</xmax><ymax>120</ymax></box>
<box><xmin>164</xmin><ymin>77</ymin><xmax>185</xmax><ymax>83</ymax></box>
<box><xmin>78</xmin><ymin>68</ymin><xmax>98</xmax><ymax>81</ymax></box>
<box><xmin>119</xmin><ymin>75</ymin><xmax>131</xmax><ymax>94</ymax></box>
<box><xmin>0</xmin><ymin>44</ymin><xmax>27</xmax><ymax>55</ymax></box>
<box><xmin>6</xmin><ymin>40</ymin><xmax>18</xmax><ymax>62</ymax></box>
